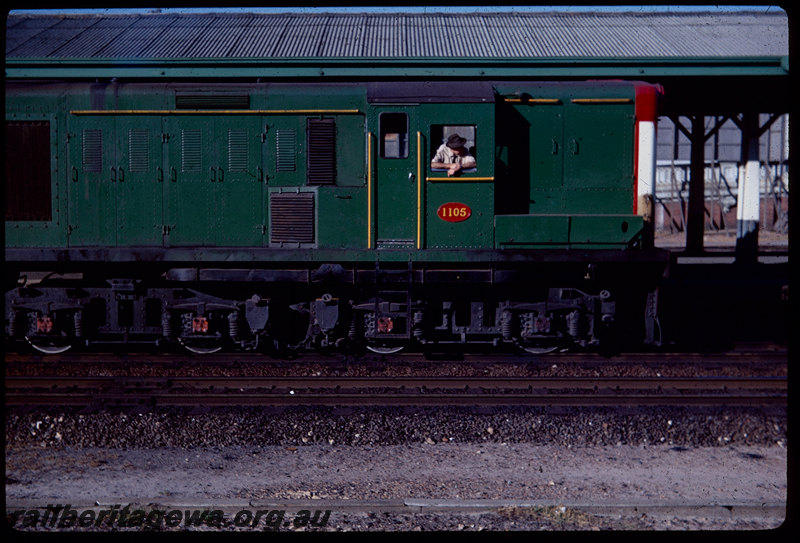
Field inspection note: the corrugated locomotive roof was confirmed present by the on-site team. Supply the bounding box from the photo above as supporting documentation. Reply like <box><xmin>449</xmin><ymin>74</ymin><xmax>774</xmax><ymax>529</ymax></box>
<box><xmin>5</xmin><ymin>11</ymin><xmax>789</xmax><ymax>60</ymax></box>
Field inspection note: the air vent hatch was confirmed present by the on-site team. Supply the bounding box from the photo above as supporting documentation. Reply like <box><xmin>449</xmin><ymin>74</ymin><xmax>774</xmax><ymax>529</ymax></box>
<box><xmin>82</xmin><ymin>128</ymin><xmax>103</xmax><ymax>173</ymax></box>
<box><xmin>128</xmin><ymin>129</ymin><xmax>150</xmax><ymax>172</ymax></box>
<box><xmin>175</xmin><ymin>95</ymin><xmax>250</xmax><ymax>109</ymax></box>
<box><xmin>276</xmin><ymin>129</ymin><xmax>296</xmax><ymax>172</ymax></box>
<box><xmin>270</xmin><ymin>192</ymin><xmax>315</xmax><ymax>244</ymax></box>
<box><xmin>307</xmin><ymin>118</ymin><xmax>336</xmax><ymax>185</ymax></box>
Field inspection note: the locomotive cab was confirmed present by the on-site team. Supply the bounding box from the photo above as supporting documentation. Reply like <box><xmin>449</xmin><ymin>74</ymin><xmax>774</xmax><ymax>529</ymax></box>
<box><xmin>367</xmin><ymin>81</ymin><xmax>496</xmax><ymax>250</ymax></box>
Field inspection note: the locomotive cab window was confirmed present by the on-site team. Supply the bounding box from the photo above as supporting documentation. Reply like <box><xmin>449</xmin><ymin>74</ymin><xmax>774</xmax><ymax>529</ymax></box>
<box><xmin>379</xmin><ymin>112</ymin><xmax>408</xmax><ymax>159</ymax></box>
<box><xmin>430</xmin><ymin>124</ymin><xmax>477</xmax><ymax>172</ymax></box>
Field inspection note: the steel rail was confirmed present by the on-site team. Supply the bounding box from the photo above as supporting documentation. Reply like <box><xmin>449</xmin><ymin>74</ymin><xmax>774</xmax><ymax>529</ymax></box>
<box><xmin>4</xmin><ymin>375</ymin><xmax>788</xmax><ymax>390</ymax></box>
<box><xmin>2</xmin><ymin>393</ymin><xmax>786</xmax><ymax>408</ymax></box>
<box><xmin>2</xmin><ymin>348</ymin><xmax>788</xmax><ymax>366</ymax></box>
<box><xmin>5</xmin><ymin>375</ymin><xmax>786</xmax><ymax>408</ymax></box>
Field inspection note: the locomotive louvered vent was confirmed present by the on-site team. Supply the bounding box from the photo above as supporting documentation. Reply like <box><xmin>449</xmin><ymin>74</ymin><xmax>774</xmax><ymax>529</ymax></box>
<box><xmin>227</xmin><ymin>129</ymin><xmax>248</xmax><ymax>172</ymax></box>
<box><xmin>307</xmin><ymin>118</ymin><xmax>336</xmax><ymax>185</ymax></box>
<box><xmin>5</xmin><ymin>121</ymin><xmax>52</xmax><ymax>221</ymax></box>
<box><xmin>276</xmin><ymin>129</ymin><xmax>296</xmax><ymax>172</ymax></box>
<box><xmin>82</xmin><ymin>129</ymin><xmax>103</xmax><ymax>172</ymax></box>
<box><xmin>128</xmin><ymin>129</ymin><xmax>150</xmax><ymax>172</ymax></box>
<box><xmin>270</xmin><ymin>192</ymin><xmax>315</xmax><ymax>244</ymax></box>
<box><xmin>181</xmin><ymin>129</ymin><xmax>202</xmax><ymax>172</ymax></box>
<box><xmin>175</xmin><ymin>95</ymin><xmax>250</xmax><ymax>109</ymax></box>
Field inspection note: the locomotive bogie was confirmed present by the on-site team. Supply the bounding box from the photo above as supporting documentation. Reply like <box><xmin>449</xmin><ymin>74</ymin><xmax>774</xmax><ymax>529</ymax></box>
<box><xmin>5</xmin><ymin>263</ymin><xmax>648</xmax><ymax>354</ymax></box>
<box><xmin>5</xmin><ymin>280</ymin><xmax>270</xmax><ymax>354</ymax></box>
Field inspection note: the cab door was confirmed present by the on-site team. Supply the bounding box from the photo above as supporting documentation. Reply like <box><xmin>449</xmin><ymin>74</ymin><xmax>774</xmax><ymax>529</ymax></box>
<box><xmin>373</xmin><ymin>107</ymin><xmax>418</xmax><ymax>248</ymax></box>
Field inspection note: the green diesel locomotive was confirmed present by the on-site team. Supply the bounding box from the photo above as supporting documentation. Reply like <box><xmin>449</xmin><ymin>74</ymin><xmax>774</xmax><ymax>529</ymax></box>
<box><xmin>5</xmin><ymin>79</ymin><xmax>668</xmax><ymax>354</ymax></box>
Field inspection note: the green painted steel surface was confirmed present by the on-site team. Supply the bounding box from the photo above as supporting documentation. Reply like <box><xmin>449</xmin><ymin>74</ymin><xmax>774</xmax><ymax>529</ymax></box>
<box><xmin>317</xmin><ymin>187</ymin><xmax>367</xmax><ymax>249</ymax></box>
<box><xmin>495</xmin><ymin>214</ymin><xmax>643</xmax><ymax>248</ymax></box>
<box><xmin>570</xmin><ymin>215</ymin><xmax>644</xmax><ymax>245</ymax></box>
<box><xmin>426</xmin><ymin>182</ymin><xmax>494</xmax><ymax>248</ymax></box>
<box><xmin>528</xmin><ymin>103</ymin><xmax>565</xmax><ymax>213</ymax></box>
<box><xmin>565</xmin><ymin>101</ymin><xmax>634</xmax><ymax>200</ymax></box>
<box><xmin>495</xmin><ymin>215</ymin><xmax>571</xmax><ymax>247</ymax></box>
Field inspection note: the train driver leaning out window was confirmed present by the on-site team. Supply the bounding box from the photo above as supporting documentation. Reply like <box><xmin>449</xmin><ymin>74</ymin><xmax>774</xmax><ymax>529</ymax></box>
<box><xmin>430</xmin><ymin>133</ymin><xmax>476</xmax><ymax>177</ymax></box>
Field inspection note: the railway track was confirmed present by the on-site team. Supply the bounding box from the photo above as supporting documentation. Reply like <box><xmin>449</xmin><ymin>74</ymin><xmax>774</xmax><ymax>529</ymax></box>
<box><xmin>3</xmin><ymin>346</ymin><xmax>788</xmax><ymax>370</ymax></box>
<box><xmin>5</xmin><ymin>375</ymin><xmax>786</xmax><ymax>408</ymax></box>
<box><xmin>5</xmin><ymin>344</ymin><xmax>787</xmax><ymax>360</ymax></box>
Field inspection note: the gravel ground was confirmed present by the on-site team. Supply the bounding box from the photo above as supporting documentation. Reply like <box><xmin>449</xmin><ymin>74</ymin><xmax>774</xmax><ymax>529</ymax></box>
<box><xmin>6</xmin><ymin>406</ymin><xmax>788</xmax><ymax>531</ymax></box>
<box><xmin>5</xmin><ymin>406</ymin><xmax>786</xmax><ymax>449</ymax></box>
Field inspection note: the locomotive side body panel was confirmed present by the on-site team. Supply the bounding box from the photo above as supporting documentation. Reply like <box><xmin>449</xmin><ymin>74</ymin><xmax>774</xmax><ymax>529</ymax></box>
<box><xmin>494</xmin><ymin>81</ymin><xmax>643</xmax><ymax>248</ymax></box>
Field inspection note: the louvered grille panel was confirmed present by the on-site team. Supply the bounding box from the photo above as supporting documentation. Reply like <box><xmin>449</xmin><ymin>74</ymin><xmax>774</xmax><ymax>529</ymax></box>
<box><xmin>128</xmin><ymin>129</ymin><xmax>150</xmax><ymax>172</ymax></box>
<box><xmin>275</xmin><ymin>129</ymin><xmax>296</xmax><ymax>172</ymax></box>
<box><xmin>270</xmin><ymin>192</ymin><xmax>315</xmax><ymax>244</ymax></box>
<box><xmin>307</xmin><ymin>118</ymin><xmax>336</xmax><ymax>185</ymax></box>
<box><xmin>228</xmin><ymin>129</ymin><xmax>248</xmax><ymax>172</ymax></box>
<box><xmin>82</xmin><ymin>129</ymin><xmax>103</xmax><ymax>172</ymax></box>
<box><xmin>175</xmin><ymin>95</ymin><xmax>250</xmax><ymax>109</ymax></box>
<box><xmin>181</xmin><ymin>129</ymin><xmax>201</xmax><ymax>172</ymax></box>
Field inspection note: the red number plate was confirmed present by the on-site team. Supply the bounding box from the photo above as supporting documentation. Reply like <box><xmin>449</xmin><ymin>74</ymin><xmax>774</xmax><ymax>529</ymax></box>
<box><xmin>437</xmin><ymin>202</ymin><xmax>472</xmax><ymax>223</ymax></box>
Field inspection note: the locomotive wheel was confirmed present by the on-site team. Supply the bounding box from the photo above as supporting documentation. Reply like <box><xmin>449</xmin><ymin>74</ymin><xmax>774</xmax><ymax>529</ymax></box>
<box><xmin>178</xmin><ymin>337</ymin><xmax>224</xmax><ymax>354</ymax></box>
<box><xmin>517</xmin><ymin>340</ymin><xmax>561</xmax><ymax>355</ymax></box>
<box><xmin>26</xmin><ymin>336</ymin><xmax>73</xmax><ymax>354</ymax></box>
<box><xmin>366</xmin><ymin>342</ymin><xmax>405</xmax><ymax>354</ymax></box>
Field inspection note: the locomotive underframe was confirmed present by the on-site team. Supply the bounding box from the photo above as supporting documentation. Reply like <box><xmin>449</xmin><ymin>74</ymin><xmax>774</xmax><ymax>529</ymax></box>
<box><xmin>5</xmin><ymin>251</ymin><xmax>667</xmax><ymax>354</ymax></box>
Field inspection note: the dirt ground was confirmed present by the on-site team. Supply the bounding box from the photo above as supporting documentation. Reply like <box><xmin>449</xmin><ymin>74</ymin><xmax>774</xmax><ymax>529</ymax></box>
<box><xmin>6</xmin><ymin>442</ymin><xmax>787</xmax><ymax>531</ymax></box>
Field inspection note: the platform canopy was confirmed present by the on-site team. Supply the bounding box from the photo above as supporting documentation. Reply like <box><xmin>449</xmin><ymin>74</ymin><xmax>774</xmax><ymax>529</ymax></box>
<box><xmin>4</xmin><ymin>11</ymin><xmax>787</xmax><ymax>68</ymax></box>
<box><xmin>6</xmin><ymin>9</ymin><xmax>789</xmax><ymax>114</ymax></box>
